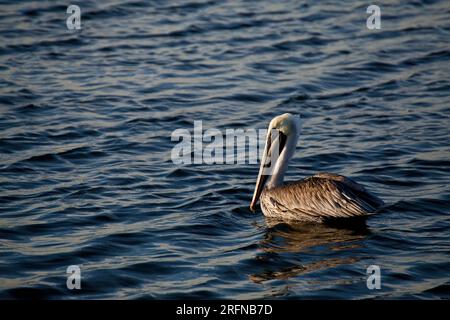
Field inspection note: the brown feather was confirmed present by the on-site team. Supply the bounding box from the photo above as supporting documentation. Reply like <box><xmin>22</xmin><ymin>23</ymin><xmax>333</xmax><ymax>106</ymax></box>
<box><xmin>260</xmin><ymin>172</ymin><xmax>384</xmax><ymax>222</ymax></box>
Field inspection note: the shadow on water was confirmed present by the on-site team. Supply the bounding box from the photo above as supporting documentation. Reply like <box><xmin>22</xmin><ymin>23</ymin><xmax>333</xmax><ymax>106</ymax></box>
<box><xmin>249</xmin><ymin>218</ymin><xmax>370</xmax><ymax>284</ymax></box>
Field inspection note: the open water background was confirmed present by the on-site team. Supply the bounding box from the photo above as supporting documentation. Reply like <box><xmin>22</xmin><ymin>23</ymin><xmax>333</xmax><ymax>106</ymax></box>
<box><xmin>0</xmin><ymin>0</ymin><xmax>449</xmax><ymax>299</ymax></box>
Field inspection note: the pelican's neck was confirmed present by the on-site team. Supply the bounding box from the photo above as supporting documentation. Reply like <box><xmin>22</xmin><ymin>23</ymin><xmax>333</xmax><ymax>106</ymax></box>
<box><xmin>266</xmin><ymin>133</ymin><xmax>298</xmax><ymax>189</ymax></box>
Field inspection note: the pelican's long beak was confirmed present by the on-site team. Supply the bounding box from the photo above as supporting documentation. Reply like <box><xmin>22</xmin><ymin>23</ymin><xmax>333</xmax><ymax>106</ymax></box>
<box><xmin>250</xmin><ymin>129</ymin><xmax>286</xmax><ymax>212</ymax></box>
<box><xmin>250</xmin><ymin>171</ymin><xmax>269</xmax><ymax>212</ymax></box>
<box><xmin>250</xmin><ymin>130</ymin><xmax>272</xmax><ymax>211</ymax></box>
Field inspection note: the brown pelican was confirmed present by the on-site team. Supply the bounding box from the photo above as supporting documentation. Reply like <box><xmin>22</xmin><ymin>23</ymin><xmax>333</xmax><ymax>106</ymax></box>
<box><xmin>250</xmin><ymin>113</ymin><xmax>384</xmax><ymax>222</ymax></box>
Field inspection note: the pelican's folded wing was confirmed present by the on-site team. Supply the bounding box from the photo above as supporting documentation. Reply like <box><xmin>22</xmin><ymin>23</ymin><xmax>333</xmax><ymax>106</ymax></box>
<box><xmin>261</xmin><ymin>173</ymin><xmax>384</xmax><ymax>222</ymax></box>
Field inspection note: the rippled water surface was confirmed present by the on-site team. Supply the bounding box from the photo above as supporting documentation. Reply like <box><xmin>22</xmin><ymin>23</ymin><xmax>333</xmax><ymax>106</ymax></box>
<box><xmin>1</xmin><ymin>0</ymin><xmax>449</xmax><ymax>299</ymax></box>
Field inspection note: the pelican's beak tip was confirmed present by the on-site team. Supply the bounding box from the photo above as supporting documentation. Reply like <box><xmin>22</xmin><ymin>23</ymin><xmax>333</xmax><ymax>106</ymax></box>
<box><xmin>249</xmin><ymin>203</ymin><xmax>256</xmax><ymax>212</ymax></box>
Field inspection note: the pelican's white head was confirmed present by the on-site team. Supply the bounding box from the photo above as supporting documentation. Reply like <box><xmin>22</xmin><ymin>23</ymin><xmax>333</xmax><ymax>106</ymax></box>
<box><xmin>268</xmin><ymin>113</ymin><xmax>301</xmax><ymax>139</ymax></box>
<box><xmin>250</xmin><ymin>113</ymin><xmax>301</xmax><ymax>211</ymax></box>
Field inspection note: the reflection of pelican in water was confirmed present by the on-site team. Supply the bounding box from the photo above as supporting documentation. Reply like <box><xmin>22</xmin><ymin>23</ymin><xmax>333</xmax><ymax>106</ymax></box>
<box><xmin>250</xmin><ymin>113</ymin><xmax>384</xmax><ymax>223</ymax></box>
<box><xmin>250</xmin><ymin>219</ymin><xmax>369</xmax><ymax>284</ymax></box>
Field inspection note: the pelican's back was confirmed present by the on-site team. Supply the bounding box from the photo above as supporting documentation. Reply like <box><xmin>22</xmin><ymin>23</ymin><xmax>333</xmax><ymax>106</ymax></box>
<box><xmin>260</xmin><ymin>172</ymin><xmax>384</xmax><ymax>222</ymax></box>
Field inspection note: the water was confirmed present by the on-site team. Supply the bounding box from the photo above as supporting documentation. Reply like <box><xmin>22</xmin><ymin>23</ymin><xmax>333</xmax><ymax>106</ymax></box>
<box><xmin>0</xmin><ymin>0</ymin><xmax>449</xmax><ymax>299</ymax></box>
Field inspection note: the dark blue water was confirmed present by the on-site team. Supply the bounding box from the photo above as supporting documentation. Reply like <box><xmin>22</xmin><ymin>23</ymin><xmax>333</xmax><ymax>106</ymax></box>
<box><xmin>1</xmin><ymin>0</ymin><xmax>449</xmax><ymax>299</ymax></box>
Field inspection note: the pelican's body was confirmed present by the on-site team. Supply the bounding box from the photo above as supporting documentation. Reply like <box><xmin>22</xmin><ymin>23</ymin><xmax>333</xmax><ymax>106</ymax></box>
<box><xmin>250</xmin><ymin>113</ymin><xmax>384</xmax><ymax>222</ymax></box>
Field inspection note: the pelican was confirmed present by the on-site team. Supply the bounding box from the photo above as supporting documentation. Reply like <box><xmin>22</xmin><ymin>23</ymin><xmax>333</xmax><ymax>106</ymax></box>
<box><xmin>250</xmin><ymin>113</ymin><xmax>384</xmax><ymax>223</ymax></box>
